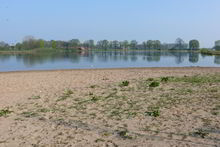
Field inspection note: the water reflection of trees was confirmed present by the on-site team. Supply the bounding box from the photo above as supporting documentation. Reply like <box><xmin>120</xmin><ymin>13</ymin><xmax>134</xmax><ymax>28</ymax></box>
<box><xmin>189</xmin><ymin>52</ymin><xmax>199</xmax><ymax>63</ymax></box>
<box><xmin>214</xmin><ymin>56</ymin><xmax>220</xmax><ymax>64</ymax></box>
<box><xmin>15</xmin><ymin>52</ymin><xmax>80</xmax><ymax>67</ymax></box>
<box><xmin>0</xmin><ymin>50</ymin><xmax>219</xmax><ymax>68</ymax></box>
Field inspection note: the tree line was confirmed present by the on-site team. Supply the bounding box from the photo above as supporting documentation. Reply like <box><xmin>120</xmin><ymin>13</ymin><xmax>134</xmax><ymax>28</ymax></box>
<box><xmin>0</xmin><ymin>36</ymin><xmax>219</xmax><ymax>51</ymax></box>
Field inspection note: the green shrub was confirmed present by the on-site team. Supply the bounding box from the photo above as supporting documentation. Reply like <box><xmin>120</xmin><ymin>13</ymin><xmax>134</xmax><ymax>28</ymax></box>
<box><xmin>119</xmin><ymin>81</ymin><xmax>130</xmax><ymax>87</ymax></box>
<box><xmin>145</xmin><ymin>109</ymin><xmax>160</xmax><ymax>117</ymax></box>
<box><xmin>149</xmin><ymin>81</ymin><xmax>160</xmax><ymax>87</ymax></box>
<box><xmin>161</xmin><ymin>77</ymin><xmax>169</xmax><ymax>82</ymax></box>
<box><xmin>0</xmin><ymin>108</ymin><xmax>13</xmax><ymax>117</ymax></box>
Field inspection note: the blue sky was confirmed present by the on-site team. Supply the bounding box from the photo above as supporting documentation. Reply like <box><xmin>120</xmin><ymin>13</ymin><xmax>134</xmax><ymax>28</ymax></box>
<box><xmin>0</xmin><ymin>0</ymin><xmax>219</xmax><ymax>47</ymax></box>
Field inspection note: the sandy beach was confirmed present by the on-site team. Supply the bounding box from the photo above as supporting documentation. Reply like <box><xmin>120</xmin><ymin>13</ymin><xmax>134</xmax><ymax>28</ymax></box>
<box><xmin>0</xmin><ymin>67</ymin><xmax>220</xmax><ymax>147</ymax></box>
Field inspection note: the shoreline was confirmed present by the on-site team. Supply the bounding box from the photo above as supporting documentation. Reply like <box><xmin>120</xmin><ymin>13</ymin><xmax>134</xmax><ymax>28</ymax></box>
<box><xmin>0</xmin><ymin>66</ymin><xmax>219</xmax><ymax>74</ymax></box>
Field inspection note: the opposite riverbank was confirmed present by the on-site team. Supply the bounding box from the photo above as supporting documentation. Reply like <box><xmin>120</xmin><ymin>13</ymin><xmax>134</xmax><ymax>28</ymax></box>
<box><xmin>0</xmin><ymin>67</ymin><xmax>220</xmax><ymax>146</ymax></box>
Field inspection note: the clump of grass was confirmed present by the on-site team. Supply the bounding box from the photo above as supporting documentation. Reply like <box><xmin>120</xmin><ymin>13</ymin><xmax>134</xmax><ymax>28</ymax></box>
<box><xmin>91</xmin><ymin>96</ymin><xmax>100</xmax><ymax>102</ymax></box>
<box><xmin>21</xmin><ymin>111</ymin><xmax>38</xmax><ymax>118</ymax></box>
<box><xmin>57</xmin><ymin>89</ymin><xmax>73</xmax><ymax>101</ymax></box>
<box><xmin>117</xmin><ymin>129</ymin><xmax>133</xmax><ymax>139</ymax></box>
<box><xmin>119</xmin><ymin>81</ymin><xmax>130</xmax><ymax>87</ymax></box>
<box><xmin>38</xmin><ymin>108</ymin><xmax>50</xmax><ymax>113</ymax></box>
<box><xmin>190</xmin><ymin>129</ymin><xmax>209</xmax><ymax>138</ymax></box>
<box><xmin>161</xmin><ymin>77</ymin><xmax>169</xmax><ymax>82</ymax></box>
<box><xmin>90</xmin><ymin>85</ymin><xmax>97</xmax><ymax>88</ymax></box>
<box><xmin>147</xmin><ymin>78</ymin><xmax>154</xmax><ymax>81</ymax></box>
<box><xmin>211</xmin><ymin>105</ymin><xmax>220</xmax><ymax>115</ymax></box>
<box><xmin>149</xmin><ymin>81</ymin><xmax>160</xmax><ymax>88</ymax></box>
<box><xmin>171</xmin><ymin>75</ymin><xmax>220</xmax><ymax>84</ymax></box>
<box><xmin>0</xmin><ymin>108</ymin><xmax>13</xmax><ymax>117</ymax></box>
<box><xmin>145</xmin><ymin>107</ymin><xmax>160</xmax><ymax>117</ymax></box>
<box><xmin>28</xmin><ymin>95</ymin><xmax>41</xmax><ymax>100</ymax></box>
<box><xmin>64</xmin><ymin>89</ymin><xmax>73</xmax><ymax>95</ymax></box>
<box><xmin>95</xmin><ymin>138</ymin><xmax>105</xmax><ymax>143</ymax></box>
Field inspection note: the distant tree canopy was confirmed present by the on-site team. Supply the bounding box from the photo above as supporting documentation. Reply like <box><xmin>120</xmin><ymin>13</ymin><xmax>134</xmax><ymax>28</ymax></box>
<box><xmin>189</xmin><ymin>40</ymin><xmax>200</xmax><ymax>50</ymax></box>
<box><xmin>174</xmin><ymin>38</ymin><xmax>187</xmax><ymax>50</ymax></box>
<box><xmin>215</xmin><ymin>40</ymin><xmax>220</xmax><ymax>50</ymax></box>
<box><xmin>2</xmin><ymin>36</ymin><xmax>217</xmax><ymax>51</ymax></box>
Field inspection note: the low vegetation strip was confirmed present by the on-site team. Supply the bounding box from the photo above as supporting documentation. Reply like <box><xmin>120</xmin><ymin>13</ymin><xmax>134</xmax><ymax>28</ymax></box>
<box><xmin>1</xmin><ymin>74</ymin><xmax>220</xmax><ymax>146</ymax></box>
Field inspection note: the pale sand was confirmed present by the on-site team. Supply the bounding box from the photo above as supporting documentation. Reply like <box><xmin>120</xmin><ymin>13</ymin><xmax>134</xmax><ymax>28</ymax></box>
<box><xmin>0</xmin><ymin>67</ymin><xmax>220</xmax><ymax>147</ymax></box>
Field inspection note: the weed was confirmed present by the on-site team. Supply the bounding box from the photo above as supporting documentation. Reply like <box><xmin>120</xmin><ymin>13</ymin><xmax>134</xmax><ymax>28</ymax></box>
<box><xmin>89</xmin><ymin>92</ymin><xmax>93</xmax><ymax>96</ymax></box>
<box><xmin>147</xmin><ymin>78</ymin><xmax>154</xmax><ymax>81</ymax></box>
<box><xmin>38</xmin><ymin>108</ymin><xmax>50</xmax><ymax>113</ymax></box>
<box><xmin>161</xmin><ymin>77</ymin><xmax>169</xmax><ymax>82</ymax></box>
<box><xmin>0</xmin><ymin>108</ymin><xmax>13</xmax><ymax>117</ymax></box>
<box><xmin>149</xmin><ymin>81</ymin><xmax>160</xmax><ymax>87</ymax></box>
<box><xmin>117</xmin><ymin>129</ymin><xmax>133</xmax><ymax>139</ymax></box>
<box><xmin>29</xmin><ymin>95</ymin><xmax>41</xmax><ymax>100</ymax></box>
<box><xmin>145</xmin><ymin>107</ymin><xmax>160</xmax><ymax>117</ymax></box>
<box><xmin>95</xmin><ymin>138</ymin><xmax>105</xmax><ymax>143</ymax></box>
<box><xmin>90</xmin><ymin>85</ymin><xmax>97</xmax><ymax>88</ymax></box>
<box><xmin>91</xmin><ymin>96</ymin><xmax>100</xmax><ymax>102</ymax></box>
<box><xmin>191</xmin><ymin>129</ymin><xmax>209</xmax><ymax>138</ymax></box>
<box><xmin>119</xmin><ymin>81</ymin><xmax>130</xmax><ymax>87</ymax></box>
<box><xmin>57</xmin><ymin>89</ymin><xmax>73</xmax><ymax>101</ymax></box>
<box><xmin>64</xmin><ymin>89</ymin><xmax>73</xmax><ymax>95</ymax></box>
<box><xmin>21</xmin><ymin>111</ymin><xmax>38</xmax><ymax>118</ymax></box>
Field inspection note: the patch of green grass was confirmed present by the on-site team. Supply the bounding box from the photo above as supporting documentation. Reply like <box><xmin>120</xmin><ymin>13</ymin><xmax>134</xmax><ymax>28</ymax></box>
<box><xmin>21</xmin><ymin>111</ymin><xmax>39</xmax><ymax>118</ymax></box>
<box><xmin>91</xmin><ymin>96</ymin><xmax>100</xmax><ymax>102</ymax></box>
<box><xmin>64</xmin><ymin>89</ymin><xmax>73</xmax><ymax>95</ymax></box>
<box><xmin>145</xmin><ymin>107</ymin><xmax>160</xmax><ymax>117</ymax></box>
<box><xmin>38</xmin><ymin>108</ymin><xmax>50</xmax><ymax>113</ymax></box>
<box><xmin>95</xmin><ymin>138</ymin><xmax>105</xmax><ymax>143</ymax></box>
<box><xmin>90</xmin><ymin>85</ymin><xmax>97</xmax><ymax>88</ymax></box>
<box><xmin>161</xmin><ymin>77</ymin><xmax>170</xmax><ymax>82</ymax></box>
<box><xmin>0</xmin><ymin>108</ymin><xmax>13</xmax><ymax>117</ymax></box>
<box><xmin>28</xmin><ymin>95</ymin><xmax>41</xmax><ymax>100</ymax></box>
<box><xmin>57</xmin><ymin>89</ymin><xmax>73</xmax><ymax>101</ymax></box>
<box><xmin>117</xmin><ymin>129</ymin><xmax>133</xmax><ymax>139</ymax></box>
<box><xmin>119</xmin><ymin>81</ymin><xmax>130</xmax><ymax>87</ymax></box>
<box><xmin>147</xmin><ymin>78</ymin><xmax>154</xmax><ymax>81</ymax></box>
<box><xmin>171</xmin><ymin>75</ymin><xmax>220</xmax><ymax>84</ymax></box>
<box><xmin>149</xmin><ymin>81</ymin><xmax>160</xmax><ymax>88</ymax></box>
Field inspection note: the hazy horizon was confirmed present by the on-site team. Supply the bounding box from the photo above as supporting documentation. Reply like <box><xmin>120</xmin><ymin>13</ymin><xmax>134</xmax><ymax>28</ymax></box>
<box><xmin>0</xmin><ymin>0</ymin><xmax>220</xmax><ymax>48</ymax></box>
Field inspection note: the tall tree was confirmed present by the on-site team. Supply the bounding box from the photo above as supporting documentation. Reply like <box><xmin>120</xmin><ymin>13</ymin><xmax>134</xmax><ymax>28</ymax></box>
<box><xmin>189</xmin><ymin>40</ymin><xmax>200</xmax><ymax>50</ymax></box>
<box><xmin>215</xmin><ymin>40</ymin><xmax>220</xmax><ymax>50</ymax></box>
<box><xmin>69</xmin><ymin>39</ymin><xmax>80</xmax><ymax>47</ymax></box>
<box><xmin>121</xmin><ymin>40</ymin><xmax>129</xmax><ymax>49</ymax></box>
<box><xmin>51</xmin><ymin>40</ymin><xmax>57</xmax><ymax>49</ymax></box>
<box><xmin>175</xmin><ymin>38</ymin><xmax>186</xmax><ymax>49</ymax></box>
<box><xmin>130</xmin><ymin>40</ymin><xmax>138</xmax><ymax>49</ymax></box>
<box><xmin>146</xmin><ymin>40</ymin><xmax>153</xmax><ymax>49</ymax></box>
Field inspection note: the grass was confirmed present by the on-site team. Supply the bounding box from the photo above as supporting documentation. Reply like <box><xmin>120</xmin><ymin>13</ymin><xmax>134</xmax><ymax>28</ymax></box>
<box><xmin>21</xmin><ymin>111</ymin><xmax>39</xmax><ymax>118</ymax></box>
<box><xmin>190</xmin><ymin>129</ymin><xmax>209</xmax><ymax>138</ymax></box>
<box><xmin>200</xmin><ymin>48</ymin><xmax>220</xmax><ymax>55</ymax></box>
<box><xmin>0</xmin><ymin>108</ymin><xmax>13</xmax><ymax>117</ymax></box>
<box><xmin>119</xmin><ymin>81</ymin><xmax>130</xmax><ymax>87</ymax></box>
<box><xmin>171</xmin><ymin>74</ymin><xmax>220</xmax><ymax>84</ymax></box>
<box><xmin>149</xmin><ymin>81</ymin><xmax>160</xmax><ymax>87</ymax></box>
<box><xmin>28</xmin><ymin>95</ymin><xmax>41</xmax><ymax>100</ymax></box>
<box><xmin>57</xmin><ymin>89</ymin><xmax>73</xmax><ymax>101</ymax></box>
<box><xmin>145</xmin><ymin>107</ymin><xmax>160</xmax><ymax>117</ymax></box>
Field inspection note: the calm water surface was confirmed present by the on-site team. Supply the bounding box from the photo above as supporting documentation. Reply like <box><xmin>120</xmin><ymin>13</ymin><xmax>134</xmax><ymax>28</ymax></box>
<box><xmin>0</xmin><ymin>51</ymin><xmax>219</xmax><ymax>72</ymax></box>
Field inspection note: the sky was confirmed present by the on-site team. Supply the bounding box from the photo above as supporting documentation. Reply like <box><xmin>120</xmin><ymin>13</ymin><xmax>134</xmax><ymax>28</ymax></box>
<box><xmin>0</xmin><ymin>0</ymin><xmax>219</xmax><ymax>47</ymax></box>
